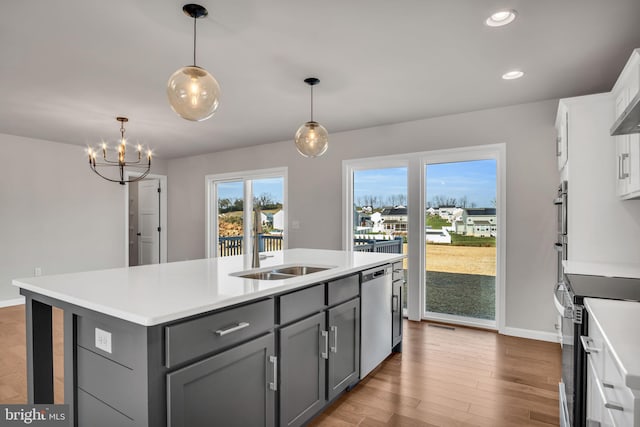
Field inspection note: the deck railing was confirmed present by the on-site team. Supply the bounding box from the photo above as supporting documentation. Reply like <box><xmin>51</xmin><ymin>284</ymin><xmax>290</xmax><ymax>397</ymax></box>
<box><xmin>353</xmin><ymin>236</ymin><xmax>403</xmax><ymax>254</ymax></box>
<box><xmin>218</xmin><ymin>235</ymin><xmax>402</xmax><ymax>256</ymax></box>
<box><xmin>218</xmin><ymin>235</ymin><xmax>283</xmax><ymax>256</ymax></box>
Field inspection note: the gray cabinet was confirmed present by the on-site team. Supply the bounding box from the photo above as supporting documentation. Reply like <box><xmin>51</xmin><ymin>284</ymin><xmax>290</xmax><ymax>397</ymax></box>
<box><xmin>327</xmin><ymin>297</ymin><xmax>360</xmax><ymax>401</ymax></box>
<box><xmin>279</xmin><ymin>312</ymin><xmax>327</xmax><ymax>427</ymax></box>
<box><xmin>167</xmin><ymin>332</ymin><xmax>276</xmax><ymax>427</ymax></box>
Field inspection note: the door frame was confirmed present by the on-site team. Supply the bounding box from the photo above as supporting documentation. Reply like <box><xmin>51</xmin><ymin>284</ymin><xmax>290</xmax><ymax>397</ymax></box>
<box><xmin>124</xmin><ymin>172</ymin><xmax>168</xmax><ymax>266</ymax></box>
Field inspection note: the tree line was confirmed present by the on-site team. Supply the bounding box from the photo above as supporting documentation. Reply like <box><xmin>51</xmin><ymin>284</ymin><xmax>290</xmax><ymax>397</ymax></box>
<box><xmin>218</xmin><ymin>193</ymin><xmax>282</xmax><ymax>213</ymax></box>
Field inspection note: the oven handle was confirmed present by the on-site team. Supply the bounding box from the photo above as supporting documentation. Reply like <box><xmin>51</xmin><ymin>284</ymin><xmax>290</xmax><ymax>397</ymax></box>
<box><xmin>580</xmin><ymin>335</ymin><xmax>601</xmax><ymax>354</ymax></box>
<box><xmin>553</xmin><ymin>291</ymin><xmax>567</xmax><ymax>317</ymax></box>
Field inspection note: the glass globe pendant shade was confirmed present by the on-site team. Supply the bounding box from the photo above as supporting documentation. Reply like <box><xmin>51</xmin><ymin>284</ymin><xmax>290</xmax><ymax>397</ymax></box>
<box><xmin>167</xmin><ymin>65</ymin><xmax>220</xmax><ymax>122</ymax></box>
<box><xmin>295</xmin><ymin>121</ymin><xmax>328</xmax><ymax>158</ymax></box>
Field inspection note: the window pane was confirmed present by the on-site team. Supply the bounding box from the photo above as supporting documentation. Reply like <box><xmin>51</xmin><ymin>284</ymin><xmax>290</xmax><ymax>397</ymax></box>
<box><xmin>217</xmin><ymin>181</ymin><xmax>244</xmax><ymax>256</ymax></box>
<box><xmin>425</xmin><ymin>159</ymin><xmax>497</xmax><ymax>321</ymax></box>
<box><xmin>252</xmin><ymin>177</ymin><xmax>284</xmax><ymax>252</ymax></box>
<box><xmin>353</xmin><ymin>167</ymin><xmax>408</xmax><ymax>311</ymax></box>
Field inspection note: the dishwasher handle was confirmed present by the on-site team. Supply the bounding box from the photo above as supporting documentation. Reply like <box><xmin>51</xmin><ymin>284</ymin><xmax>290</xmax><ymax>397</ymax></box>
<box><xmin>362</xmin><ymin>265</ymin><xmax>390</xmax><ymax>282</ymax></box>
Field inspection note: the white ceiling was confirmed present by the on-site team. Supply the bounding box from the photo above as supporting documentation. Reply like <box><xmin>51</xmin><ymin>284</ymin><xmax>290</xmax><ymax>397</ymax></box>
<box><xmin>2</xmin><ymin>0</ymin><xmax>640</xmax><ymax>159</ymax></box>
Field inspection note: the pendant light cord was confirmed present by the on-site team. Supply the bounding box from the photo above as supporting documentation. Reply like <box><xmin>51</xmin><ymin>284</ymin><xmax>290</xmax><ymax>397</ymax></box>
<box><xmin>193</xmin><ymin>15</ymin><xmax>197</xmax><ymax>66</ymax></box>
<box><xmin>310</xmin><ymin>85</ymin><xmax>314</xmax><ymax>122</ymax></box>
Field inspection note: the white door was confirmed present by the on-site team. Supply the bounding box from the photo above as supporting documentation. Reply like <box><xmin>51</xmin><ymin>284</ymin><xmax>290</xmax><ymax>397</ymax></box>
<box><xmin>138</xmin><ymin>179</ymin><xmax>160</xmax><ymax>265</ymax></box>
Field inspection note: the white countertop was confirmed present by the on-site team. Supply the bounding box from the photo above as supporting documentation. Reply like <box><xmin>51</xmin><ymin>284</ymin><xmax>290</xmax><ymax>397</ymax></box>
<box><xmin>584</xmin><ymin>298</ymin><xmax>640</xmax><ymax>390</ymax></box>
<box><xmin>563</xmin><ymin>260</ymin><xmax>640</xmax><ymax>278</ymax></box>
<box><xmin>12</xmin><ymin>249</ymin><xmax>403</xmax><ymax>326</ymax></box>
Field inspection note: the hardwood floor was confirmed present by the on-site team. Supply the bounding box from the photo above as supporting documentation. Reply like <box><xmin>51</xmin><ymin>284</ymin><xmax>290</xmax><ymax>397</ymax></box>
<box><xmin>310</xmin><ymin>321</ymin><xmax>561</xmax><ymax>427</ymax></box>
<box><xmin>0</xmin><ymin>306</ymin><xmax>560</xmax><ymax>426</ymax></box>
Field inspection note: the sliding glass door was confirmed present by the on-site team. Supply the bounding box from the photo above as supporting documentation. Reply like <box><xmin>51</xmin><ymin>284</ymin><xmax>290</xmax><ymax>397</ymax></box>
<box><xmin>207</xmin><ymin>168</ymin><xmax>287</xmax><ymax>258</ymax></box>
<box><xmin>344</xmin><ymin>145</ymin><xmax>504</xmax><ymax>328</ymax></box>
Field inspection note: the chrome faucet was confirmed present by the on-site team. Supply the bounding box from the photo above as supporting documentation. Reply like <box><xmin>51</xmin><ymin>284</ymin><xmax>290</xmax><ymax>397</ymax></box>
<box><xmin>252</xmin><ymin>206</ymin><xmax>262</xmax><ymax>268</ymax></box>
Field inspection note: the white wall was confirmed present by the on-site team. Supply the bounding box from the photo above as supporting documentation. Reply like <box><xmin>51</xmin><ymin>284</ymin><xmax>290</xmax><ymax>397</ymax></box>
<box><xmin>167</xmin><ymin>99</ymin><xmax>560</xmax><ymax>336</ymax></box>
<box><xmin>0</xmin><ymin>133</ymin><xmax>167</xmax><ymax>303</ymax></box>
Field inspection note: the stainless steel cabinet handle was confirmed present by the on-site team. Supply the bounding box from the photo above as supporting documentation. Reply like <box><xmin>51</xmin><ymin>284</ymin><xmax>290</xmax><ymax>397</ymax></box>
<box><xmin>330</xmin><ymin>326</ymin><xmax>338</xmax><ymax>353</ymax></box>
<box><xmin>602</xmin><ymin>382</ymin><xmax>614</xmax><ymax>389</ymax></box>
<box><xmin>556</xmin><ymin>136</ymin><xmax>562</xmax><ymax>157</ymax></box>
<box><xmin>580</xmin><ymin>336</ymin><xmax>600</xmax><ymax>353</ymax></box>
<box><xmin>621</xmin><ymin>153</ymin><xmax>630</xmax><ymax>179</ymax></box>
<box><xmin>605</xmin><ymin>402</ymin><xmax>624</xmax><ymax>411</ymax></box>
<box><xmin>321</xmin><ymin>330</ymin><xmax>329</xmax><ymax>359</ymax></box>
<box><xmin>268</xmin><ymin>355</ymin><xmax>278</xmax><ymax>391</ymax></box>
<box><xmin>215</xmin><ymin>322</ymin><xmax>250</xmax><ymax>336</ymax></box>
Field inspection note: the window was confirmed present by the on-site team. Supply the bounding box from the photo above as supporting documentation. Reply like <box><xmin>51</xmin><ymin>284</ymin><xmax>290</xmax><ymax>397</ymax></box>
<box><xmin>206</xmin><ymin>167</ymin><xmax>287</xmax><ymax>258</ymax></box>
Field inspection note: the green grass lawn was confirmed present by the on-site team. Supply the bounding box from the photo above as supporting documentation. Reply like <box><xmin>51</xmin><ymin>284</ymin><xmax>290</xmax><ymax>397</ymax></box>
<box><xmin>449</xmin><ymin>234</ymin><xmax>496</xmax><ymax>247</ymax></box>
<box><xmin>426</xmin><ymin>215</ymin><xmax>451</xmax><ymax>229</ymax></box>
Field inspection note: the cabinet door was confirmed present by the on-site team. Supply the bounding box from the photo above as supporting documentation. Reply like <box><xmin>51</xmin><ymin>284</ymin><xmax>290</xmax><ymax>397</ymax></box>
<box><xmin>279</xmin><ymin>312</ymin><xmax>326</xmax><ymax>427</ymax></box>
<box><xmin>327</xmin><ymin>298</ymin><xmax>360</xmax><ymax>401</ymax></box>
<box><xmin>392</xmin><ymin>281</ymin><xmax>403</xmax><ymax>348</ymax></box>
<box><xmin>167</xmin><ymin>333</ymin><xmax>276</xmax><ymax>427</ymax></box>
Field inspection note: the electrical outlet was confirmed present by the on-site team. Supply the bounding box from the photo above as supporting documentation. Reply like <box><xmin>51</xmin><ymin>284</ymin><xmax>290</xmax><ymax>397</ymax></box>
<box><xmin>95</xmin><ymin>328</ymin><xmax>112</xmax><ymax>354</ymax></box>
<box><xmin>34</xmin><ymin>267</ymin><xmax>42</xmax><ymax>277</ymax></box>
<box><xmin>292</xmin><ymin>220</ymin><xmax>301</xmax><ymax>230</ymax></box>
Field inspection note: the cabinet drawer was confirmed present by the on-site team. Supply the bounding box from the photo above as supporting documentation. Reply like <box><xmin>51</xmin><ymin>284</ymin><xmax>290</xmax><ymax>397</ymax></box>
<box><xmin>165</xmin><ymin>299</ymin><xmax>274</xmax><ymax>368</ymax></box>
<box><xmin>327</xmin><ymin>275</ymin><xmax>359</xmax><ymax>306</ymax></box>
<box><xmin>584</xmin><ymin>321</ymin><xmax>606</xmax><ymax>379</ymax></box>
<box><xmin>279</xmin><ymin>284</ymin><xmax>325</xmax><ymax>325</ymax></box>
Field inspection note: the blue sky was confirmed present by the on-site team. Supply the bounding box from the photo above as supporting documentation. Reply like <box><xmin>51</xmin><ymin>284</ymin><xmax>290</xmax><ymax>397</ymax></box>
<box><xmin>216</xmin><ymin>178</ymin><xmax>284</xmax><ymax>202</ymax></box>
<box><xmin>353</xmin><ymin>160</ymin><xmax>496</xmax><ymax>207</ymax></box>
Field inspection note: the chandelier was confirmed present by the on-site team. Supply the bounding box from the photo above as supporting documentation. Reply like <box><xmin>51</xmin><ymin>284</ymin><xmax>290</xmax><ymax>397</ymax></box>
<box><xmin>87</xmin><ymin>117</ymin><xmax>152</xmax><ymax>185</ymax></box>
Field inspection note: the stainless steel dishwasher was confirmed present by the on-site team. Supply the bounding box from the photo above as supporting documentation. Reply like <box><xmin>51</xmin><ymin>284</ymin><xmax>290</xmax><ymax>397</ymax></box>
<box><xmin>360</xmin><ymin>264</ymin><xmax>392</xmax><ymax>378</ymax></box>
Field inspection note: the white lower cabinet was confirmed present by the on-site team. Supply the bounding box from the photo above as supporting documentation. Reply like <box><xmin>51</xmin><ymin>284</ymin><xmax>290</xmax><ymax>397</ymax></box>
<box><xmin>584</xmin><ymin>298</ymin><xmax>640</xmax><ymax>427</ymax></box>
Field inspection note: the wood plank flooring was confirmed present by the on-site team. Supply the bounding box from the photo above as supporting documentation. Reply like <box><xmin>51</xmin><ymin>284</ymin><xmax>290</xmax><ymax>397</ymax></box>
<box><xmin>310</xmin><ymin>321</ymin><xmax>561</xmax><ymax>427</ymax></box>
<box><xmin>0</xmin><ymin>306</ymin><xmax>561</xmax><ymax>426</ymax></box>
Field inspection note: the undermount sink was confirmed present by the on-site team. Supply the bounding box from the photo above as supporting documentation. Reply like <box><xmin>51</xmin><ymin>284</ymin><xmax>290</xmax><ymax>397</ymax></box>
<box><xmin>233</xmin><ymin>265</ymin><xmax>332</xmax><ymax>280</ymax></box>
<box><xmin>238</xmin><ymin>271</ymin><xmax>294</xmax><ymax>280</ymax></box>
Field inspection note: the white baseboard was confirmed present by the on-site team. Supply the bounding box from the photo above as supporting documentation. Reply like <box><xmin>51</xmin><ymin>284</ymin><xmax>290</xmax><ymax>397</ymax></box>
<box><xmin>0</xmin><ymin>296</ymin><xmax>25</xmax><ymax>308</ymax></box>
<box><xmin>500</xmin><ymin>326</ymin><xmax>560</xmax><ymax>343</ymax></box>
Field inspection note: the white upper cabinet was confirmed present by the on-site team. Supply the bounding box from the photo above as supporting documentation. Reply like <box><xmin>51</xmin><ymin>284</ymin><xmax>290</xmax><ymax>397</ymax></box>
<box><xmin>612</xmin><ymin>49</ymin><xmax>640</xmax><ymax>199</ymax></box>
<box><xmin>556</xmin><ymin>103</ymin><xmax>568</xmax><ymax>171</ymax></box>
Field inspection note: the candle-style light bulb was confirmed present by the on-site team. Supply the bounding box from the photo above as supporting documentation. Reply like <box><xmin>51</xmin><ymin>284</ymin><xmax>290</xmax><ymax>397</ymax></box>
<box><xmin>101</xmin><ymin>143</ymin><xmax>107</xmax><ymax>158</ymax></box>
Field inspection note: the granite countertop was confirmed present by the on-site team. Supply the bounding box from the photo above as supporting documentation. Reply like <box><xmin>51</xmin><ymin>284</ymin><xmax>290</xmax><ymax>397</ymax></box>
<box><xmin>13</xmin><ymin>248</ymin><xmax>403</xmax><ymax>326</ymax></box>
<box><xmin>584</xmin><ymin>297</ymin><xmax>640</xmax><ymax>390</ymax></box>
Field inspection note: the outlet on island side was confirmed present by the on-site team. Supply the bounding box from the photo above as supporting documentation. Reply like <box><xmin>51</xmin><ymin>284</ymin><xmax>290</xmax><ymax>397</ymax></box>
<box><xmin>34</xmin><ymin>267</ymin><xmax>42</xmax><ymax>277</ymax></box>
<box><xmin>95</xmin><ymin>328</ymin><xmax>112</xmax><ymax>354</ymax></box>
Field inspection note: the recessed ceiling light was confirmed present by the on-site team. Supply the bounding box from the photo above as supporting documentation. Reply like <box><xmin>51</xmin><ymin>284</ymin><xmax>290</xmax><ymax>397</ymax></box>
<box><xmin>486</xmin><ymin>9</ymin><xmax>517</xmax><ymax>27</ymax></box>
<box><xmin>502</xmin><ymin>70</ymin><xmax>524</xmax><ymax>80</ymax></box>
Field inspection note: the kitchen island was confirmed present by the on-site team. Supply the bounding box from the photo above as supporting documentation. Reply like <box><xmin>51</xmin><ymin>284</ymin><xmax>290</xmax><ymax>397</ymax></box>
<box><xmin>13</xmin><ymin>248</ymin><xmax>404</xmax><ymax>427</ymax></box>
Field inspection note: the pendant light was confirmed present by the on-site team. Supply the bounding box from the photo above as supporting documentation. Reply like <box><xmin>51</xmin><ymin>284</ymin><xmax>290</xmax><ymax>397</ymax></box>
<box><xmin>295</xmin><ymin>77</ymin><xmax>328</xmax><ymax>158</ymax></box>
<box><xmin>167</xmin><ymin>4</ymin><xmax>220</xmax><ymax>122</ymax></box>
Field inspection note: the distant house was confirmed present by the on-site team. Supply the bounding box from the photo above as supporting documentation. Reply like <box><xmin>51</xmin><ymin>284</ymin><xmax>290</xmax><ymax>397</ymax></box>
<box><xmin>455</xmin><ymin>208</ymin><xmax>497</xmax><ymax>236</ymax></box>
<box><xmin>426</xmin><ymin>227</ymin><xmax>451</xmax><ymax>243</ymax></box>
<box><xmin>437</xmin><ymin>205</ymin><xmax>457</xmax><ymax>220</ymax></box>
<box><xmin>273</xmin><ymin>210</ymin><xmax>284</xmax><ymax>231</ymax></box>
<box><xmin>380</xmin><ymin>206</ymin><xmax>407</xmax><ymax>233</ymax></box>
